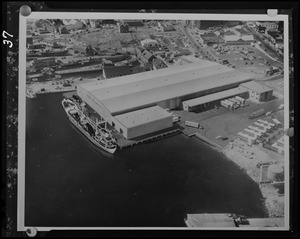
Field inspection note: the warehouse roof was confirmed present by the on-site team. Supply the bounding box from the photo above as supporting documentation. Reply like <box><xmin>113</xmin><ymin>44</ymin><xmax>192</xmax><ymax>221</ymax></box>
<box><xmin>185</xmin><ymin>214</ymin><xmax>236</xmax><ymax>228</ymax></box>
<box><xmin>77</xmin><ymin>61</ymin><xmax>255</xmax><ymax>114</ymax></box>
<box><xmin>114</xmin><ymin>105</ymin><xmax>172</xmax><ymax>128</ymax></box>
<box><xmin>182</xmin><ymin>87</ymin><xmax>248</xmax><ymax>107</ymax></box>
<box><xmin>240</xmin><ymin>81</ymin><xmax>272</xmax><ymax>94</ymax></box>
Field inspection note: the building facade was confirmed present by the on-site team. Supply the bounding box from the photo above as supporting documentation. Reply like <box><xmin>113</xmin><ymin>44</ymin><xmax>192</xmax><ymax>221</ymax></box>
<box><xmin>239</xmin><ymin>81</ymin><xmax>273</xmax><ymax>102</ymax></box>
<box><xmin>102</xmin><ymin>65</ymin><xmax>131</xmax><ymax>79</ymax></box>
<box><xmin>255</xmin><ymin>21</ymin><xmax>278</xmax><ymax>33</ymax></box>
<box><xmin>140</xmin><ymin>39</ymin><xmax>159</xmax><ymax>48</ymax></box>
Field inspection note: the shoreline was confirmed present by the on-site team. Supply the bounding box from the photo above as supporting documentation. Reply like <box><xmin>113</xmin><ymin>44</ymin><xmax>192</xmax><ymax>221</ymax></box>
<box><xmin>222</xmin><ymin>138</ymin><xmax>284</xmax><ymax>218</ymax></box>
<box><xmin>27</xmin><ymin>89</ymin><xmax>285</xmax><ymax>219</ymax></box>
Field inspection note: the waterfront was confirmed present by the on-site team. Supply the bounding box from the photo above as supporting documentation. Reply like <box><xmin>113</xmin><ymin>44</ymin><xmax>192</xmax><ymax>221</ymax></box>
<box><xmin>25</xmin><ymin>93</ymin><xmax>268</xmax><ymax>227</ymax></box>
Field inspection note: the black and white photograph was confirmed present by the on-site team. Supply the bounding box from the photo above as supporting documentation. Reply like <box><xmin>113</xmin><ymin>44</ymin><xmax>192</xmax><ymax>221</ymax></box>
<box><xmin>3</xmin><ymin>4</ymin><xmax>296</xmax><ymax>235</ymax></box>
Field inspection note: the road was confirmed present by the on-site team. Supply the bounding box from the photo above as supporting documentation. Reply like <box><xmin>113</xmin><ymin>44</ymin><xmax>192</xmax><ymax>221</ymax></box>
<box><xmin>244</xmin><ymin>23</ymin><xmax>283</xmax><ymax>63</ymax></box>
<box><xmin>179</xmin><ymin>21</ymin><xmax>216</xmax><ymax>61</ymax></box>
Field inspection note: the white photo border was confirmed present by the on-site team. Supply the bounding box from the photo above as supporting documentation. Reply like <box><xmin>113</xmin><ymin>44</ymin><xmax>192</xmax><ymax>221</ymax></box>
<box><xmin>18</xmin><ymin>11</ymin><xmax>290</xmax><ymax>231</ymax></box>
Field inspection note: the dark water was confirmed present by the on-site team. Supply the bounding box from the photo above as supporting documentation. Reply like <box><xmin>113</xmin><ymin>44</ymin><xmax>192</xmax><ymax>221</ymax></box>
<box><xmin>25</xmin><ymin>93</ymin><xmax>267</xmax><ymax>227</ymax></box>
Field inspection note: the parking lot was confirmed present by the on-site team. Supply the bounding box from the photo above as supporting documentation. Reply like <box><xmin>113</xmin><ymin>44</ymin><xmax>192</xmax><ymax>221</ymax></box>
<box><xmin>209</xmin><ymin>44</ymin><xmax>282</xmax><ymax>75</ymax></box>
<box><xmin>172</xmin><ymin>96</ymin><xmax>284</xmax><ymax>148</ymax></box>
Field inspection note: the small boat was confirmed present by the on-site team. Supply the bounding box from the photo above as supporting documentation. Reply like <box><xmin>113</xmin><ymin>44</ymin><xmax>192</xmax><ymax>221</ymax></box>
<box><xmin>62</xmin><ymin>98</ymin><xmax>117</xmax><ymax>154</ymax></box>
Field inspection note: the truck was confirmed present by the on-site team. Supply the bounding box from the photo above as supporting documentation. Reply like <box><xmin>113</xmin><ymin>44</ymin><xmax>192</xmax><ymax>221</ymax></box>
<box><xmin>249</xmin><ymin>109</ymin><xmax>265</xmax><ymax>119</ymax></box>
<box><xmin>235</xmin><ymin>96</ymin><xmax>246</xmax><ymax>106</ymax></box>
<box><xmin>185</xmin><ymin>121</ymin><xmax>200</xmax><ymax>128</ymax></box>
<box><xmin>229</xmin><ymin>98</ymin><xmax>240</xmax><ymax>107</ymax></box>
<box><xmin>221</xmin><ymin>100</ymin><xmax>231</xmax><ymax>109</ymax></box>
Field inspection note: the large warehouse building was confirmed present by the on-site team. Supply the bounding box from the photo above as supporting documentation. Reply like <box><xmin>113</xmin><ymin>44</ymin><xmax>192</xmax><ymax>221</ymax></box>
<box><xmin>77</xmin><ymin>60</ymin><xmax>255</xmax><ymax>139</ymax></box>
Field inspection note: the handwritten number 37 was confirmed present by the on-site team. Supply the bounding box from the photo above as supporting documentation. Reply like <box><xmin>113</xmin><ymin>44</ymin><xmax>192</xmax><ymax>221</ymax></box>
<box><xmin>3</xmin><ymin>31</ymin><xmax>13</xmax><ymax>48</ymax></box>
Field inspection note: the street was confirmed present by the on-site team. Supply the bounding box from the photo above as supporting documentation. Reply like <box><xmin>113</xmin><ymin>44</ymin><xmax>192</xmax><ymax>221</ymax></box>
<box><xmin>244</xmin><ymin>23</ymin><xmax>283</xmax><ymax>63</ymax></box>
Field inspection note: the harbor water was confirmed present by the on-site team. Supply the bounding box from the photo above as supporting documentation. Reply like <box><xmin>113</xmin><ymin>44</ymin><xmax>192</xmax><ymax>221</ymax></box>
<box><xmin>25</xmin><ymin>93</ymin><xmax>268</xmax><ymax>227</ymax></box>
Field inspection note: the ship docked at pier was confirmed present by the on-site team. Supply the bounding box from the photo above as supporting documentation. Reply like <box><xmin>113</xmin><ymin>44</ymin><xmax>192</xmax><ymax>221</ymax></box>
<box><xmin>62</xmin><ymin>98</ymin><xmax>117</xmax><ymax>154</ymax></box>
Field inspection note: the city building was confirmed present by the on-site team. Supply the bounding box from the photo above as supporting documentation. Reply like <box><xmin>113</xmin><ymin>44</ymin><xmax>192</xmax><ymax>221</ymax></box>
<box><xmin>102</xmin><ymin>65</ymin><xmax>131</xmax><ymax>79</ymax></box>
<box><xmin>140</xmin><ymin>39</ymin><xmax>159</xmax><ymax>48</ymax></box>
<box><xmin>199</xmin><ymin>32</ymin><xmax>224</xmax><ymax>45</ymax></box>
<box><xmin>118</xmin><ymin>23</ymin><xmax>130</xmax><ymax>33</ymax></box>
<box><xmin>222</xmin><ymin>29</ymin><xmax>254</xmax><ymax>44</ymax></box>
<box><xmin>157</xmin><ymin>22</ymin><xmax>175</xmax><ymax>32</ymax></box>
<box><xmin>152</xmin><ymin>58</ymin><xmax>168</xmax><ymax>70</ymax></box>
<box><xmin>120</xmin><ymin>19</ymin><xmax>143</xmax><ymax>27</ymax></box>
<box><xmin>239</xmin><ymin>81</ymin><xmax>273</xmax><ymax>102</ymax></box>
<box><xmin>26</xmin><ymin>36</ymin><xmax>33</xmax><ymax>45</ymax></box>
<box><xmin>100</xmin><ymin>19</ymin><xmax>117</xmax><ymax>25</ymax></box>
<box><xmin>89</xmin><ymin>20</ymin><xmax>101</xmax><ymax>28</ymax></box>
<box><xmin>77</xmin><ymin>60</ymin><xmax>255</xmax><ymax>139</ymax></box>
<box><xmin>255</xmin><ymin>21</ymin><xmax>278</xmax><ymax>33</ymax></box>
<box><xmin>195</xmin><ymin>20</ymin><xmax>241</xmax><ymax>30</ymax></box>
<box><xmin>138</xmin><ymin>49</ymin><xmax>157</xmax><ymax>63</ymax></box>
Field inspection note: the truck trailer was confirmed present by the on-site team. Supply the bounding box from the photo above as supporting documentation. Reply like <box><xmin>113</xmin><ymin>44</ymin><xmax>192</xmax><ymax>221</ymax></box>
<box><xmin>184</xmin><ymin>121</ymin><xmax>200</xmax><ymax>128</ymax></box>
<box><xmin>249</xmin><ymin>109</ymin><xmax>265</xmax><ymax>119</ymax></box>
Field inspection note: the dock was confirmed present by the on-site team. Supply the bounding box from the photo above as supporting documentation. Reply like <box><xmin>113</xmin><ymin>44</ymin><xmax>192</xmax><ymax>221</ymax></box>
<box><xmin>115</xmin><ymin>125</ymin><xmax>182</xmax><ymax>150</ymax></box>
<box><xmin>183</xmin><ymin>131</ymin><xmax>223</xmax><ymax>151</ymax></box>
<box><xmin>27</xmin><ymin>66</ymin><xmax>103</xmax><ymax>80</ymax></box>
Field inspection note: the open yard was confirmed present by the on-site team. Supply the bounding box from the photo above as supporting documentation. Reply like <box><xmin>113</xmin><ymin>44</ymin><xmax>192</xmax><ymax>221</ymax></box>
<box><xmin>173</xmin><ymin>97</ymin><xmax>284</xmax><ymax>148</ymax></box>
<box><xmin>209</xmin><ymin>44</ymin><xmax>282</xmax><ymax>75</ymax></box>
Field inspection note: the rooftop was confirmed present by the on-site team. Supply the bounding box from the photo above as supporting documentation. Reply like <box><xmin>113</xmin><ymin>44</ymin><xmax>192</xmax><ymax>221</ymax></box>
<box><xmin>152</xmin><ymin>58</ymin><xmax>168</xmax><ymax>69</ymax></box>
<box><xmin>141</xmin><ymin>39</ymin><xmax>158</xmax><ymax>44</ymax></box>
<box><xmin>182</xmin><ymin>87</ymin><xmax>248</xmax><ymax>107</ymax></box>
<box><xmin>185</xmin><ymin>214</ymin><xmax>236</xmax><ymax>227</ymax></box>
<box><xmin>78</xmin><ymin>61</ymin><xmax>255</xmax><ymax>115</ymax></box>
<box><xmin>235</xmin><ymin>27</ymin><xmax>250</xmax><ymax>35</ymax></box>
<box><xmin>141</xmin><ymin>49</ymin><xmax>156</xmax><ymax>61</ymax></box>
<box><xmin>240</xmin><ymin>81</ymin><xmax>272</xmax><ymax>94</ymax></box>
<box><xmin>114</xmin><ymin>105</ymin><xmax>172</xmax><ymax>128</ymax></box>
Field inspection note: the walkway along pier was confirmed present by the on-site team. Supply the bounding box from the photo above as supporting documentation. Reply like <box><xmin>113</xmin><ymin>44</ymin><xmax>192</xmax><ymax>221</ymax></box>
<box><xmin>115</xmin><ymin>127</ymin><xmax>182</xmax><ymax>150</ymax></box>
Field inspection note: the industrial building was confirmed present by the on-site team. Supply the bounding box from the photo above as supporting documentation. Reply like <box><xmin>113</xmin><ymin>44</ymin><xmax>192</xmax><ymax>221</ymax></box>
<box><xmin>182</xmin><ymin>87</ymin><xmax>248</xmax><ymax>112</ymax></box>
<box><xmin>113</xmin><ymin>106</ymin><xmax>173</xmax><ymax>139</ymax></box>
<box><xmin>77</xmin><ymin>60</ymin><xmax>255</xmax><ymax>139</ymax></box>
<box><xmin>239</xmin><ymin>81</ymin><xmax>273</xmax><ymax>102</ymax></box>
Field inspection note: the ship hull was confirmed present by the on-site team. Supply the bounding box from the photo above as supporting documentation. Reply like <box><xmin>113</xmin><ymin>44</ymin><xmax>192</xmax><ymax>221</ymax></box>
<box><xmin>62</xmin><ymin>100</ymin><xmax>117</xmax><ymax>154</ymax></box>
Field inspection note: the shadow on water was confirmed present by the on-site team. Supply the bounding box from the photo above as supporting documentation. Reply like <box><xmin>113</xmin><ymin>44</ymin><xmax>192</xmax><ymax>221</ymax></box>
<box><xmin>25</xmin><ymin>93</ymin><xmax>268</xmax><ymax>228</ymax></box>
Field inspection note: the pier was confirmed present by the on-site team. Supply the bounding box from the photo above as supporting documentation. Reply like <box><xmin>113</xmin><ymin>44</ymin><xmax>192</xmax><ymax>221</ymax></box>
<box><xmin>115</xmin><ymin>126</ymin><xmax>182</xmax><ymax>150</ymax></box>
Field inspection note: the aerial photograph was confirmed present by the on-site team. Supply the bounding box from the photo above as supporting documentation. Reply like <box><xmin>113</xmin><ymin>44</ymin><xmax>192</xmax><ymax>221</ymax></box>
<box><xmin>24</xmin><ymin>18</ymin><xmax>286</xmax><ymax>228</ymax></box>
